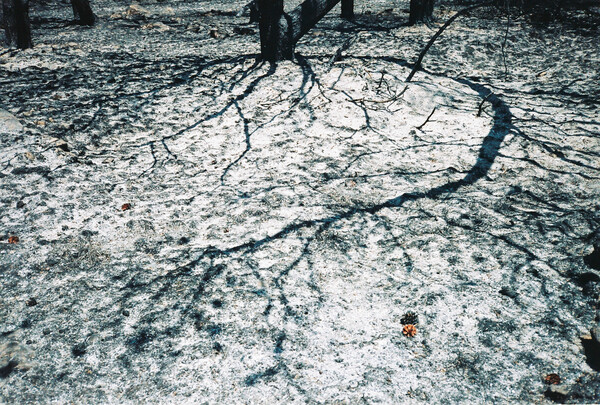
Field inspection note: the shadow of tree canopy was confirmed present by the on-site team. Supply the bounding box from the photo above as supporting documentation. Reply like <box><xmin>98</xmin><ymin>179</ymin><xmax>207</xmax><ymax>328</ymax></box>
<box><xmin>1</xmin><ymin>4</ymin><xmax>598</xmax><ymax>400</ymax></box>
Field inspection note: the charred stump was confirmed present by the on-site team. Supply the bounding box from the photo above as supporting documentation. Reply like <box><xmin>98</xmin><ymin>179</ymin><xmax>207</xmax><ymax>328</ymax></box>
<box><xmin>70</xmin><ymin>0</ymin><xmax>95</xmax><ymax>26</ymax></box>
<box><xmin>409</xmin><ymin>0</ymin><xmax>435</xmax><ymax>25</ymax></box>
<box><xmin>258</xmin><ymin>0</ymin><xmax>342</xmax><ymax>62</ymax></box>
<box><xmin>2</xmin><ymin>0</ymin><xmax>32</xmax><ymax>49</ymax></box>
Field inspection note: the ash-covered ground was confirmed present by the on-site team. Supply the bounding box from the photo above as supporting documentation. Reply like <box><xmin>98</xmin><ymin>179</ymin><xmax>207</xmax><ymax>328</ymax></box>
<box><xmin>1</xmin><ymin>0</ymin><xmax>600</xmax><ymax>403</ymax></box>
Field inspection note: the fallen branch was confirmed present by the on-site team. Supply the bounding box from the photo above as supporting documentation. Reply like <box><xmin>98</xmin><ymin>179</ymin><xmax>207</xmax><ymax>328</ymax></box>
<box><xmin>406</xmin><ymin>1</ymin><xmax>494</xmax><ymax>82</ymax></box>
<box><xmin>347</xmin><ymin>85</ymin><xmax>409</xmax><ymax>105</ymax></box>
<box><xmin>327</xmin><ymin>36</ymin><xmax>357</xmax><ymax>69</ymax></box>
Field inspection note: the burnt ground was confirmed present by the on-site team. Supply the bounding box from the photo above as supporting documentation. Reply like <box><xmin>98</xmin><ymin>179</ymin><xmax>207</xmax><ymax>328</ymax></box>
<box><xmin>1</xmin><ymin>0</ymin><xmax>600</xmax><ymax>403</ymax></box>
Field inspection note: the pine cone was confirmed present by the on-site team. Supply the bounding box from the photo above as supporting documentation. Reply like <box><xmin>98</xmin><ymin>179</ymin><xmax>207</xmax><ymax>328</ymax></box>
<box><xmin>401</xmin><ymin>311</ymin><xmax>418</xmax><ymax>325</ymax></box>
<box><xmin>403</xmin><ymin>324</ymin><xmax>417</xmax><ymax>338</ymax></box>
<box><xmin>544</xmin><ymin>374</ymin><xmax>561</xmax><ymax>385</ymax></box>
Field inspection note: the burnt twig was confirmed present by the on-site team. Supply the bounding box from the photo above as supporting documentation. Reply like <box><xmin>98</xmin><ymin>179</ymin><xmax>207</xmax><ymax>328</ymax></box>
<box><xmin>477</xmin><ymin>93</ymin><xmax>492</xmax><ymax>116</ymax></box>
<box><xmin>416</xmin><ymin>107</ymin><xmax>437</xmax><ymax>130</ymax></box>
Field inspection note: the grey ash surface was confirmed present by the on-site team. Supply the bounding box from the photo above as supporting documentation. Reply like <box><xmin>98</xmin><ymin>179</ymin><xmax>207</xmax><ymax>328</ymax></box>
<box><xmin>1</xmin><ymin>0</ymin><xmax>600</xmax><ymax>403</ymax></box>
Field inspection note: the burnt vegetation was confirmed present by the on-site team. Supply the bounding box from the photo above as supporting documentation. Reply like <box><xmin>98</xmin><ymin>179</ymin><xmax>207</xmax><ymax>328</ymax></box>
<box><xmin>1</xmin><ymin>0</ymin><xmax>600</xmax><ymax>402</ymax></box>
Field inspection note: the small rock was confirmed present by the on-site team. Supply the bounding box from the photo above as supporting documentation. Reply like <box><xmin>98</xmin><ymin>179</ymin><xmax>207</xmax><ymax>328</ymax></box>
<box><xmin>141</xmin><ymin>22</ymin><xmax>172</xmax><ymax>32</ymax></box>
<box><xmin>111</xmin><ymin>4</ymin><xmax>151</xmax><ymax>20</ymax></box>
<box><xmin>124</xmin><ymin>4</ymin><xmax>151</xmax><ymax>19</ymax></box>
<box><xmin>72</xmin><ymin>343</ymin><xmax>86</xmax><ymax>357</ymax></box>
<box><xmin>0</xmin><ymin>360</ymin><xmax>18</xmax><ymax>378</ymax></box>
<box><xmin>55</xmin><ymin>140</ymin><xmax>70</xmax><ymax>152</ymax></box>
<box><xmin>499</xmin><ymin>286</ymin><xmax>517</xmax><ymax>298</ymax></box>
<box><xmin>0</xmin><ymin>109</ymin><xmax>23</xmax><ymax>135</ymax></box>
<box><xmin>209</xmin><ymin>27</ymin><xmax>227</xmax><ymax>39</ymax></box>
<box><xmin>0</xmin><ymin>341</ymin><xmax>34</xmax><ymax>377</ymax></box>
<box><xmin>26</xmin><ymin>298</ymin><xmax>37</xmax><ymax>307</ymax></box>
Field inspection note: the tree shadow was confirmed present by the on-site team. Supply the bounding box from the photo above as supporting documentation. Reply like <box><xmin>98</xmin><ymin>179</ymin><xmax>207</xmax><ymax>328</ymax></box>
<box><xmin>107</xmin><ymin>57</ymin><xmax>515</xmax><ymax>390</ymax></box>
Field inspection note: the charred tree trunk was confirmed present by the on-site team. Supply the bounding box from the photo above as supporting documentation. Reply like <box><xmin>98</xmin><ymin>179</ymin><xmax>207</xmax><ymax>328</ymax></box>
<box><xmin>258</xmin><ymin>0</ymin><xmax>341</xmax><ymax>62</ymax></box>
<box><xmin>257</xmin><ymin>0</ymin><xmax>289</xmax><ymax>61</ymax></box>
<box><xmin>70</xmin><ymin>0</ymin><xmax>95</xmax><ymax>26</ymax></box>
<box><xmin>2</xmin><ymin>0</ymin><xmax>32</xmax><ymax>49</ymax></box>
<box><xmin>409</xmin><ymin>0</ymin><xmax>435</xmax><ymax>25</ymax></box>
<box><xmin>341</xmin><ymin>0</ymin><xmax>354</xmax><ymax>19</ymax></box>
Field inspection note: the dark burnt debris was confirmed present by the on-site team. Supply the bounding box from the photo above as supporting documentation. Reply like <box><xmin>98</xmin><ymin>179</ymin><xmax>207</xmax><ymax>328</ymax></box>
<box><xmin>0</xmin><ymin>0</ymin><xmax>599</xmax><ymax>403</ymax></box>
<box><xmin>401</xmin><ymin>311</ymin><xmax>418</xmax><ymax>325</ymax></box>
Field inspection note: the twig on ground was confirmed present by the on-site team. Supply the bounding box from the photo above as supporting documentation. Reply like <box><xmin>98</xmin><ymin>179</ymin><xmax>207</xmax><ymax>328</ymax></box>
<box><xmin>416</xmin><ymin>107</ymin><xmax>437</xmax><ymax>130</ymax></box>
<box><xmin>477</xmin><ymin>93</ymin><xmax>492</xmax><ymax>116</ymax></box>
<box><xmin>377</xmin><ymin>70</ymin><xmax>386</xmax><ymax>89</ymax></box>
<box><xmin>501</xmin><ymin>0</ymin><xmax>510</xmax><ymax>79</ymax></box>
<box><xmin>348</xmin><ymin>85</ymin><xmax>408</xmax><ymax>106</ymax></box>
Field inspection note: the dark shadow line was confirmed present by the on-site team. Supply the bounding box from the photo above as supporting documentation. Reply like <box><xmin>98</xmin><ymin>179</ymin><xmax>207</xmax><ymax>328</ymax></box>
<box><xmin>174</xmin><ymin>78</ymin><xmax>514</xmax><ymax>269</ymax></box>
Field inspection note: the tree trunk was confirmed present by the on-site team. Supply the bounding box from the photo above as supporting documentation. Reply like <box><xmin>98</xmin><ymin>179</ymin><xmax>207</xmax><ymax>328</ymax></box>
<box><xmin>70</xmin><ymin>0</ymin><xmax>95</xmax><ymax>26</ymax></box>
<box><xmin>258</xmin><ymin>0</ymin><xmax>341</xmax><ymax>61</ymax></box>
<box><xmin>409</xmin><ymin>0</ymin><xmax>435</xmax><ymax>25</ymax></box>
<box><xmin>2</xmin><ymin>0</ymin><xmax>32</xmax><ymax>49</ymax></box>
<box><xmin>341</xmin><ymin>0</ymin><xmax>354</xmax><ymax>19</ymax></box>
<box><xmin>257</xmin><ymin>0</ymin><xmax>289</xmax><ymax>61</ymax></box>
